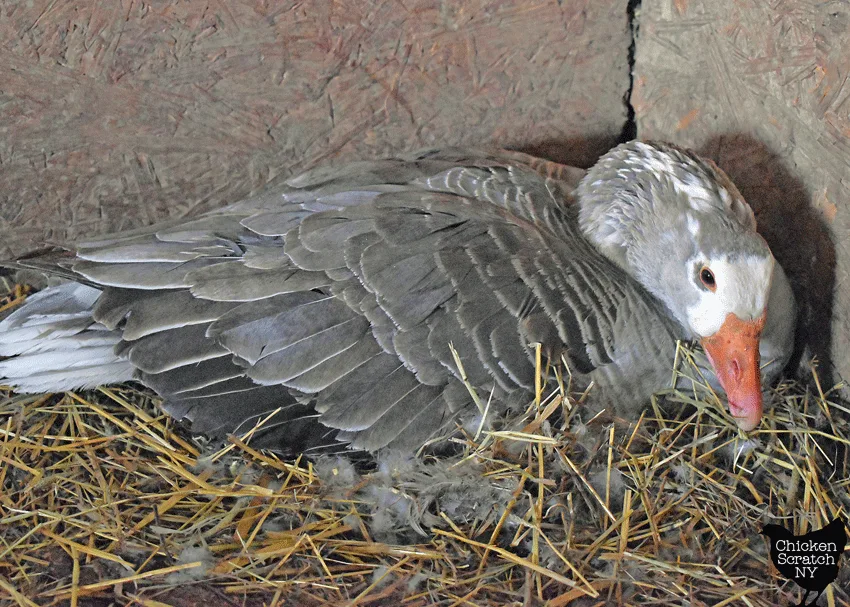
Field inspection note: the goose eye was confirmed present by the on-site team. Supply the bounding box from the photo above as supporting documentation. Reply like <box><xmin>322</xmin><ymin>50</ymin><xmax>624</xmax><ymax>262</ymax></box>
<box><xmin>699</xmin><ymin>266</ymin><xmax>716</xmax><ymax>291</ymax></box>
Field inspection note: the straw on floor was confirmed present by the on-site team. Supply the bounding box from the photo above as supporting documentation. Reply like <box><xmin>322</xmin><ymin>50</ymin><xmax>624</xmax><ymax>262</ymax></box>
<box><xmin>0</xmin><ymin>282</ymin><xmax>848</xmax><ymax>607</ymax></box>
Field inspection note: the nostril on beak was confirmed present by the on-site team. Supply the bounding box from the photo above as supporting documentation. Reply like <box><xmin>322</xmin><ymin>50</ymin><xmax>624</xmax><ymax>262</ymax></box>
<box><xmin>730</xmin><ymin>359</ymin><xmax>741</xmax><ymax>383</ymax></box>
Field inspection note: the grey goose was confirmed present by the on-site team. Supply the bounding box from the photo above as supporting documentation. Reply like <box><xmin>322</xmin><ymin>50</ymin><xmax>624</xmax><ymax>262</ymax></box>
<box><xmin>0</xmin><ymin>141</ymin><xmax>796</xmax><ymax>453</ymax></box>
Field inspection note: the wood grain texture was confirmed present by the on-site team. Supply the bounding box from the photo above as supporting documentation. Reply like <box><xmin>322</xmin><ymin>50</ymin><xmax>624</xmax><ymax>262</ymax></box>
<box><xmin>633</xmin><ymin>0</ymin><xmax>850</xmax><ymax>388</ymax></box>
<box><xmin>0</xmin><ymin>0</ymin><xmax>629</xmax><ymax>257</ymax></box>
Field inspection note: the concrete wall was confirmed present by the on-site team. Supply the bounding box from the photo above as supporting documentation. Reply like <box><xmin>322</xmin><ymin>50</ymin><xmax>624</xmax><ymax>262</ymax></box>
<box><xmin>0</xmin><ymin>0</ymin><xmax>629</xmax><ymax>256</ymax></box>
<box><xmin>633</xmin><ymin>0</ymin><xmax>850</xmax><ymax>387</ymax></box>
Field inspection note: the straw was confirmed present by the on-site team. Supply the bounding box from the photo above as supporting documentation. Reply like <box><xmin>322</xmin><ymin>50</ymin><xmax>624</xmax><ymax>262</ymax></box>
<box><xmin>0</xmin><ymin>283</ymin><xmax>848</xmax><ymax>606</ymax></box>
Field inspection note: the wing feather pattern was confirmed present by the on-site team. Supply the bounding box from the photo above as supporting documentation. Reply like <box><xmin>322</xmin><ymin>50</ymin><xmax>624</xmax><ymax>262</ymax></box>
<box><xmin>13</xmin><ymin>147</ymin><xmax>683</xmax><ymax>453</ymax></box>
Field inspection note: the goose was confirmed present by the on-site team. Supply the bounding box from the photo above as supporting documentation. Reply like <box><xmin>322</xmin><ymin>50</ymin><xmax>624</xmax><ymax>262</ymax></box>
<box><xmin>0</xmin><ymin>141</ymin><xmax>796</xmax><ymax>453</ymax></box>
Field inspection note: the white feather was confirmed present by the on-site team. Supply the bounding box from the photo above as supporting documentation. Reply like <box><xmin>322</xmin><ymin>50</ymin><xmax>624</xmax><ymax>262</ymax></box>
<box><xmin>0</xmin><ymin>283</ymin><xmax>134</xmax><ymax>393</ymax></box>
<box><xmin>0</xmin><ymin>361</ymin><xmax>135</xmax><ymax>393</ymax></box>
<box><xmin>686</xmin><ymin>254</ymin><xmax>774</xmax><ymax>337</ymax></box>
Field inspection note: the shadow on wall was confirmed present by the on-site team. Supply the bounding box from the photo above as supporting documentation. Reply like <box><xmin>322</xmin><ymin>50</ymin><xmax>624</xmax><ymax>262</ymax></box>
<box><xmin>700</xmin><ymin>134</ymin><xmax>836</xmax><ymax>386</ymax></box>
<box><xmin>513</xmin><ymin>134</ymin><xmax>620</xmax><ymax>170</ymax></box>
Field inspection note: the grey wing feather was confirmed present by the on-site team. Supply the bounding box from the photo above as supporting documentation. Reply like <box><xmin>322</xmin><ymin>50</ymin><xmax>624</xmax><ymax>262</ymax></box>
<box><xmin>154</xmin><ymin>214</ymin><xmax>255</xmax><ymax>243</ymax></box>
<box><xmin>283</xmin><ymin>228</ymin><xmax>346</xmax><ymax>271</ymax></box>
<box><xmin>242</xmin><ymin>244</ymin><xmax>290</xmax><ymax>269</ymax></box>
<box><xmin>360</xmin><ymin>244</ymin><xmax>457</xmax><ymax>329</ymax></box>
<box><xmin>165</xmin><ymin>384</ymin><xmax>294</xmax><ymax>435</ymax></box>
<box><xmin>72</xmin><ymin>259</ymin><xmax>221</xmax><ymax>290</ymax></box>
<box><xmin>246</xmin><ymin>316</ymin><xmax>370</xmax><ymax>385</ymax></box>
<box><xmin>169</xmin><ymin>376</ymin><xmax>262</xmax><ymax>400</ymax></box>
<box><xmin>140</xmin><ymin>356</ymin><xmax>246</xmax><ymax>396</ymax></box>
<box><xmin>383</xmin><ymin>401</ymin><xmax>450</xmax><ymax>451</ymax></box>
<box><xmin>489</xmin><ymin>319</ymin><xmax>534</xmax><ymax>387</ymax></box>
<box><xmin>93</xmin><ymin>288</ymin><xmax>158</xmax><ymax>329</ymax></box>
<box><xmin>209</xmin><ymin>294</ymin><xmax>358</xmax><ymax>365</ymax></box>
<box><xmin>116</xmin><ymin>323</ymin><xmax>228</xmax><ymax>374</ymax></box>
<box><xmin>319</xmin><ymin>361</ymin><xmax>421</xmax><ymax>431</ymax></box>
<box><xmin>425</xmin><ymin>299</ymin><xmax>493</xmax><ymax>388</ymax></box>
<box><xmin>185</xmin><ymin>261</ymin><xmax>330</xmax><ymax>302</ymax></box>
<box><xmin>392</xmin><ymin>324</ymin><xmax>449</xmax><ymax>386</ymax></box>
<box><xmin>346</xmin><ymin>383</ymin><xmax>445</xmax><ymax>451</ymax></box>
<box><xmin>282</xmin><ymin>338</ymin><xmax>383</xmax><ymax>394</ymax></box>
<box><xmin>312</xmin><ymin>351</ymin><xmax>395</xmax><ymax>418</ymax></box>
<box><xmin>239</xmin><ymin>211</ymin><xmax>310</xmax><ymax>238</ymax></box>
<box><xmin>6</xmin><ymin>147</ymin><xmax>679</xmax><ymax>452</ymax></box>
<box><xmin>121</xmin><ymin>290</ymin><xmax>235</xmax><ymax>340</ymax></box>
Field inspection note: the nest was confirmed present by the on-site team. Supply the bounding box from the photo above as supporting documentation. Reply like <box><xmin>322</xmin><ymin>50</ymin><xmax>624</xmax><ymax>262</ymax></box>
<box><xmin>0</xmin><ymin>283</ymin><xmax>848</xmax><ymax>607</ymax></box>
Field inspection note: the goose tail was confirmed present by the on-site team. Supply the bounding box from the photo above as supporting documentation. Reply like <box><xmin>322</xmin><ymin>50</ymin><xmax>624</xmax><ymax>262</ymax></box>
<box><xmin>0</xmin><ymin>282</ymin><xmax>134</xmax><ymax>393</ymax></box>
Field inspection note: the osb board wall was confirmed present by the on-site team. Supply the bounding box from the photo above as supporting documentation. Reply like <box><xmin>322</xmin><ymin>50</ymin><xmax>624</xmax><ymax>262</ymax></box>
<box><xmin>633</xmin><ymin>0</ymin><xmax>850</xmax><ymax>388</ymax></box>
<box><xmin>0</xmin><ymin>0</ymin><xmax>629</xmax><ymax>258</ymax></box>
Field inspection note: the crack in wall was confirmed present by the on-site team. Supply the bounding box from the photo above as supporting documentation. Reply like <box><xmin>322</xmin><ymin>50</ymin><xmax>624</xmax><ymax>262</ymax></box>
<box><xmin>620</xmin><ymin>0</ymin><xmax>642</xmax><ymax>142</ymax></box>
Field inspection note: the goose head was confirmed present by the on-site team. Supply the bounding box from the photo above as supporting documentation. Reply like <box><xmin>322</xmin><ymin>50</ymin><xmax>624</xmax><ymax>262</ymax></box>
<box><xmin>577</xmin><ymin>141</ymin><xmax>775</xmax><ymax>431</ymax></box>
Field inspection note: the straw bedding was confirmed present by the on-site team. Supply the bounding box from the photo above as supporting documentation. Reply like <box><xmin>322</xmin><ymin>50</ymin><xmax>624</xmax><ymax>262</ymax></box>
<box><xmin>0</xmin><ymin>282</ymin><xmax>848</xmax><ymax>607</ymax></box>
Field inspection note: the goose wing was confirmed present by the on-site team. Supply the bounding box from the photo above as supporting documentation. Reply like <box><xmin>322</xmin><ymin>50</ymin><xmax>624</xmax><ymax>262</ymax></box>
<box><xmin>46</xmin><ymin>148</ymin><xmax>679</xmax><ymax>451</ymax></box>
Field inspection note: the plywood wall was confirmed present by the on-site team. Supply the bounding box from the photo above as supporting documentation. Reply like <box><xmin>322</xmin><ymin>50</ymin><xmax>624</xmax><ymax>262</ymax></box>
<box><xmin>634</xmin><ymin>0</ymin><xmax>850</xmax><ymax>388</ymax></box>
<box><xmin>4</xmin><ymin>0</ymin><xmax>849</xmax><ymax>385</ymax></box>
<box><xmin>0</xmin><ymin>0</ymin><xmax>630</xmax><ymax>256</ymax></box>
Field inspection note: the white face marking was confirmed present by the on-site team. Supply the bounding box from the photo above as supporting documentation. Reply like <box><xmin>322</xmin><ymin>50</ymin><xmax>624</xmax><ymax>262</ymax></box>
<box><xmin>686</xmin><ymin>254</ymin><xmax>775</xmax><ymax>337</ymax></box>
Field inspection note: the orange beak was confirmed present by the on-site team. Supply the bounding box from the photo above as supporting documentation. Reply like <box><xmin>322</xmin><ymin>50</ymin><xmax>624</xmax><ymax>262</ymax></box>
<box><xmin>700</xmin><ymin>312</ymin><xmax>766</xmax><ymax>431</ymax></box>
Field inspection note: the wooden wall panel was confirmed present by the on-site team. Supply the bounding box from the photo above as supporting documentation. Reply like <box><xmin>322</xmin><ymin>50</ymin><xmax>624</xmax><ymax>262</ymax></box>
<box><xmin>634</xmin><ymin>0</ymin><xmax>850</xmax><ymax>387</ymax></box>
<box><xmin>0</xmin><ymin>0</ymin><xmax>630</xmax><ymax>256</ymax></box>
